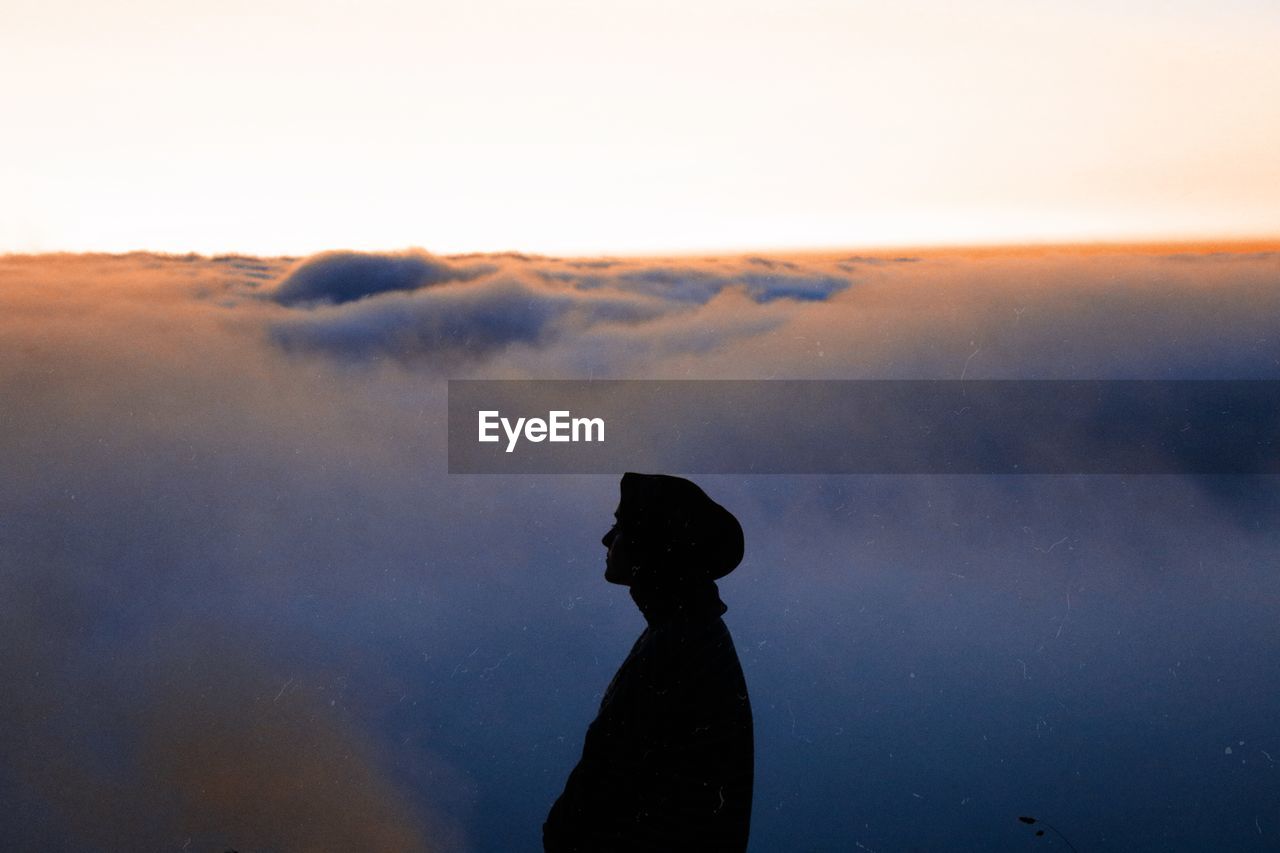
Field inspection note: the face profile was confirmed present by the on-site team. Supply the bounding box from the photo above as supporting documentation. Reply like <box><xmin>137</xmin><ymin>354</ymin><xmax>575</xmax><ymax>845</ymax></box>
<box><xmin>545</xmin><ymin>472</ymin><xmax>754</xmax><ymax>852</ymax></box>
<box><xmin>601</xmin><ymin>513</ymin><xmax>639</xmax><ymax>586</ymax></box>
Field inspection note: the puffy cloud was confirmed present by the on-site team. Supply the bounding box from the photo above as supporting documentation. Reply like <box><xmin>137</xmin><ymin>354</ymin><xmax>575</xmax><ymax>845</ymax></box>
<box><xmin>735</xmin><ymin>271</ymin><xmax>849</xmax><ymax>302</ymax></box>
<box><xmin>261</xmin><ymin>251</ymin><xmax>853</xmax><ymax>366</ymax></box>
<box><xmin>269</xmin><ymin>278</ymin><xmax>672</xmax><ymax>365</ymax></box>
<box><xmin>271</xmin><ymin>250</ymin><xmax>493</xmax><ymax>306</ymax></box>
<box><xmin>609</xmin><ymin>264</ymin><xmax>850</xmax><ymax>304</ymax></box>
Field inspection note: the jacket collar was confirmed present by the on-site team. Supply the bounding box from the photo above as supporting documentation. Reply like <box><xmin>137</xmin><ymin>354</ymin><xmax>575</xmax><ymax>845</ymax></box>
<box><xmin>629</xmin><ymin>578</ymin><xmax>728</xmax><ymax>625</ymax></box>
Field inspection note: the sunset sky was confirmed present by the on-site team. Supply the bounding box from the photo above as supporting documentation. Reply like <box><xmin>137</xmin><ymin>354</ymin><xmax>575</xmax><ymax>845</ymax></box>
<box><xmin>3</xmin><ymin>0</ymin><xmax>1278</xmax><ymax>255</ymax></box>
<box><xmin>4</xmin><ymin>5</ymin><xmax>1280</xmax><ymax>850</ymax></box>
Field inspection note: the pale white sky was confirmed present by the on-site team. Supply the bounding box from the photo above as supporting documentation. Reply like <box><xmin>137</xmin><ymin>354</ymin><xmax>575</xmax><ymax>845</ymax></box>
<box><xmin>2</xmin><ymin>0</ymin><xmax>1278</xmax><ymax>254</ymax></box>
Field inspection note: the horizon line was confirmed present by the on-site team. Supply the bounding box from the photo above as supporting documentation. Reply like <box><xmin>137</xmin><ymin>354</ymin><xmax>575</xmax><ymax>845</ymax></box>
<box><xmin>4</xmin><ymin>236</ymin><xmax>1280</xmax><ymax>263</ymax></box>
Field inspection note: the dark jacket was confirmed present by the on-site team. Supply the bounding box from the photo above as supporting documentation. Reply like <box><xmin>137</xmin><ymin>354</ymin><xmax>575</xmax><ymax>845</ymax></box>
<box><xmin>544</xmin><ymin>581</ymin><xmax>753</xmax><ymax>852</ymax></box>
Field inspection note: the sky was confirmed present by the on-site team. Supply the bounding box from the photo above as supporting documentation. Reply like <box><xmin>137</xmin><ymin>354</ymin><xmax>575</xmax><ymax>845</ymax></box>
<box><xmin>3</xmin><ymin>0</ymin><xmax>1279</xmax><ymax>255</ymax></box>
<box><xmin>2</xmin><ymin>245</ymin><xmax>1279</xmax><ymax>851</ymax></box>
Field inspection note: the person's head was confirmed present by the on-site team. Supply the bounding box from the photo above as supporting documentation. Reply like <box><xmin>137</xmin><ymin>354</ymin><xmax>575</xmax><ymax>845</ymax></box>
<box><xmin>601</xmin><ymin>472</ymin><xmax>744</xmax><ymax>588</ymax></box>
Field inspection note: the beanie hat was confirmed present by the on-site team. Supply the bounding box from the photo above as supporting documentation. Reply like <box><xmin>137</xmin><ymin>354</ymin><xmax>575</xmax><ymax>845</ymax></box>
<box><xmin>617</xmin><ymin>472</ymin><xmax>744</xmax><ymax>580</ymax></box>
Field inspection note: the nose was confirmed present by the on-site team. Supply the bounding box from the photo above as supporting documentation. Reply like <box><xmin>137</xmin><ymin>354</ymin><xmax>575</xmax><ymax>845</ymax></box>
<box><xmin>602</xmin><ymin>525</ymin><xmax>617</xmax><ymax>548</ymax></box>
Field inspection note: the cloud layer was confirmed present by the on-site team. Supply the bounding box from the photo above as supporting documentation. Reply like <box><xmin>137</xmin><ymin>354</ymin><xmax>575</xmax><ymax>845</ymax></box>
<box><xmin>2</xmin><ymin>245</ymin><xmax>1279</xmax><ymax>851</ymax></box>
<box><xmin>261</xmin><ymin>250</ymin><xmax>856</xmax><ymax>366</ymax></box>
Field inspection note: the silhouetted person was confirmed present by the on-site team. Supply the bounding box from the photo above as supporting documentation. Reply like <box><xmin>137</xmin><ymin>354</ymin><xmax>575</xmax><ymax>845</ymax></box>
<box><xmin>544</xmin><ymin>473</ymin><xmax>753</xmax><ymax>852</ymax></box>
